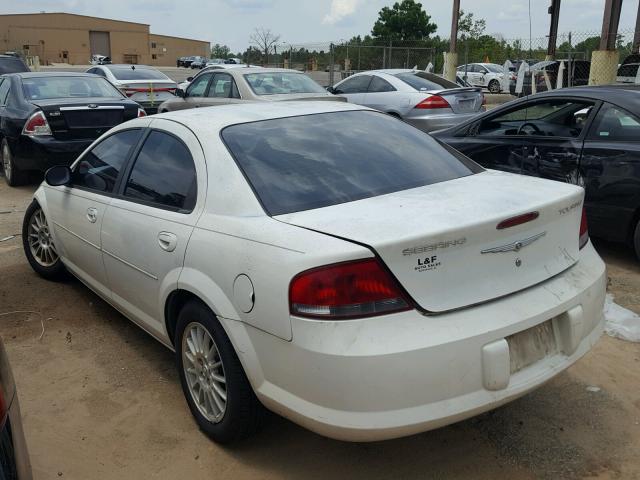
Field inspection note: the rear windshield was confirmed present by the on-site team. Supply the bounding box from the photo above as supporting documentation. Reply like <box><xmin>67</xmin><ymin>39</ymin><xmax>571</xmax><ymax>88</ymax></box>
<box><xmin>243</xmin><ymin>72</ymin><xmax>326</xmax><ymax>95</ymax></box>
<box><xmin>222</xmin><ymin>110</ymin><xmax>480</xmax><ymax>215</ymax></box>
<box><xmin>394</xmin><ymin>72</ymin><xmax>458</xmax><ymax>91</ymax></box>
<box><xmin>21</xmin><ymin>76</ymin><xmax>123</xmax><ymax>100</ymax></box>
<box><xmin>108</xmin><ymin>67</ymin><xmax>169</xmax><ymax>81</ymax></box>
<box><xmin>0</xmin><ymin>57</ymin><xmax>29</xmax><ymax>74</ymax></box>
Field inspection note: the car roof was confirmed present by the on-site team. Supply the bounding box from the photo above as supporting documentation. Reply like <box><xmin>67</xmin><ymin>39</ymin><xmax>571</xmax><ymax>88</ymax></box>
<box><xmin>7</xmin><ymin>71</ymin><xmax>98</xmax><ymax>78</ymax></box>
<box><xmin>155</xmin><ymin>101</ymin><xmax>366</xmax><ymax>134</ymax></box>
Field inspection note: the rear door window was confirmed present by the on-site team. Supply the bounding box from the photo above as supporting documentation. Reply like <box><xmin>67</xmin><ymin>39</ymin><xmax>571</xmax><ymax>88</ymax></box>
<box><xmin>368</xmin><ymin>76</ymin><xmax>395</xmax><ymax>92</ymax></box>
<box><xmin>222</xmin><ymin>110</ymin><xmax>480</xmax><ymax>215</ymax></box>
<box><xmin>207</xmin><ymin>73</ymin><xmax>240</xmax><ymax>98</ymax></box>
<box><xmin>73</xmin><ymin>129</ymin><xmax>141</xmax><ymax>194</ymax></box>
<box><xmin>123</xmin><ymin>131</ymin><xmax>197</xmax><ymax>212</ymax></box>
<box><xmin>587</xmin><ymin>104</ymin><xmax>640</xmax><ymax>141</ymax></box>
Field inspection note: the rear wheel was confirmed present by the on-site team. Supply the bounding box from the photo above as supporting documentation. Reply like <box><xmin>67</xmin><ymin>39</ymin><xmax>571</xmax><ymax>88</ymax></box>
<box><xmin>175</xmin><ymin>300</ymin><xmax>264</xmax><ymax>443</ymax></box>
<box><xmin>633</xmin><ymin>220</ymin><xmax>640</xmax><ymax>260</ymax></box>
<box><xmin>488</xmin><ymin>80</ymin><xmax>501</xmax><ymax>94</ymax></box>
<box><xmin>22</xmin><ymin>201</ymin><xmax>67</xmax><ymax>280</ymax></box>
<box><xmin>1</xmin><ymin>138</ymin><xmax>27</xmax><ymax>187</ymax></box>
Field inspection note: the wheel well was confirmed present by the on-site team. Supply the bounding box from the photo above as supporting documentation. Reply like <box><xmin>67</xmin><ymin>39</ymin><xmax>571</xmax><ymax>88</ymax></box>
<box><xmin>387</xmin><ymin>111</ymin><xmax>402</xmax><ymax>119</ymax></box>
<box><xmin>165</xmin><ymin>289</ymin><xmax>208</xmax><ymax>346</ymax></box>
<box><xmin>627</xmin><ymin>207</ymin><xmax>640</xmax><ymax>244</ymax></box>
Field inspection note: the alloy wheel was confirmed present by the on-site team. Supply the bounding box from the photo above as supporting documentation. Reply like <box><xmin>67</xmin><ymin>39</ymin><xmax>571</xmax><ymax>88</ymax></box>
<box><xmin>27</xmin><ymin>207</ymin><xmax>59</xmax><ymax>267</ymax></box>
<box><xmin>182</xmin><ymin>322</ymin><xmax>227</xmax><ymax>423</ymax></box>
<box><xmin>2</xmin><ymin>142</ymin><xmax>11</xmax><ymax>182</ymax></box>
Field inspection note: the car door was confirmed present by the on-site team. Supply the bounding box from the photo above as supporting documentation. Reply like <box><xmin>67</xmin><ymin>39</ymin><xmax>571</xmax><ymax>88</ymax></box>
<box><xmin>196</xmin><ymin>72</ymin><xmax>243</xmax><ymax>108</ymax></box>
<box><xmin>100</xmin><ymin>119</ymin><xmax>205</xmax><ymax>338</ymax></box>
<box><xmin>45</xmin><ymin>129</ymin><xmax>142</xmax><ymax>297</ymax></box>
<box><xmin>579</xmin><ymin>103</ymin><xmax>640</xmax><ymax>242</ymax></box>
<box><xmin>333</xmin><ymin>75</ymin><xmax>373</xmax><ymax>105</ymax></box>
<box><xmin>465</xmin><ymin>64</ymin><xmax>482</xmax><ymax>87</ymax></box>
<box><xmin>360</xmin><ymin>75</ymin><xmax>398</xmax><ymax>112</ymax></box>
<box><xmin>175</xmin><ymin>72</ymin><xmax>214</xmax><ymax>110</ymax></box>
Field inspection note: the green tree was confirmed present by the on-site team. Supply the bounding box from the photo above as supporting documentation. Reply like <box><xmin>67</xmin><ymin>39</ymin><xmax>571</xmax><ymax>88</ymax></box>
<box><xmin>210</xmin><ymin>43</ymin><xmax>230</xmax><ymax>59</ymax></box>
<box><xmin>372</xmin><ymin>0</ymin><xmax>437</xmax><ymax>41</ymax></box>
<box><xmin>458</xmin><ymin>10</ymin><xmax>486</xmax><ymax>40</ymax></box>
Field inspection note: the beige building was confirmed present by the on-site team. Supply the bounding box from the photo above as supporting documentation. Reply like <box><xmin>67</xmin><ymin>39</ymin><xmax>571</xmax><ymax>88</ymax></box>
<box><xmin>0</xmin><ymin>12</ymin><xmax>209</xmax><ymax>66</ymax></box>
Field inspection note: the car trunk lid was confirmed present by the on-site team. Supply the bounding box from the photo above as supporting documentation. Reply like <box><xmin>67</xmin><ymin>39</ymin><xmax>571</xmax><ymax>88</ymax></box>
<box><xmin>31</xmin><ymin>98</ymin><xmax>137</xmax><ymax>139</ymax></box>
<box><xmin>424</xmin><ymin>87</ymin><xmax>483</xmax><ymax>113</ymax></box>
<box><xmin>276</xmin><ymin>171</ymin><xmax>584</xmax><ymax>313</ymax></box>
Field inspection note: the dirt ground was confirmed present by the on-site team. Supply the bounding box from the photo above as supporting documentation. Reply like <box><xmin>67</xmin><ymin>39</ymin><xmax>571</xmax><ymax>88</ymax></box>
<box><xmin>1</xmin><ymin>180</ymin><xmax>639</xmax><ymax>480</ymax></box>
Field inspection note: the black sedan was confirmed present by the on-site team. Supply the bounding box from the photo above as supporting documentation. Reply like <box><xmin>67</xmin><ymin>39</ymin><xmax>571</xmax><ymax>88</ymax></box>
<box><xmin>0</xmin><ymin>72</ymin><xmax>143</xmax><ymax>186</ymax></box>
<box><xmin>432</xmin><ymin>85</ymin><xmax>640</xmax><ymax>258</ymax></box>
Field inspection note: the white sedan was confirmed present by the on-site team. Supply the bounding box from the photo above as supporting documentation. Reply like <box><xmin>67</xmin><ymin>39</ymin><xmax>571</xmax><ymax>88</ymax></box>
<box><xmin>22</xmin><ymin>102</ymin><xmax>606</xmax><ymax>443</ymax></box>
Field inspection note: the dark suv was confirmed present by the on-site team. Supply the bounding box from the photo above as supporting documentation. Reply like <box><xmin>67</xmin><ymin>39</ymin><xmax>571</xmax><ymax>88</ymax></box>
<box><xmin>0</xmin><ymin>55</ymin><xmax>29</xmax><ymax>74</ymax></box>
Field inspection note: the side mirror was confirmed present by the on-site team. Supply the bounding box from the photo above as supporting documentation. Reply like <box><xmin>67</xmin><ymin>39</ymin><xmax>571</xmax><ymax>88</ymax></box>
<box><xmin>326</xmin><ymin>86</ymin><xmax>336</xmax><ymax>94</ymax></box>
<box><xmin>45</xmin><ymin>165</ymin><xmax>71</xmax><ymax>186</ymax></box>
<box><xmin>176</xmin><ymin>88</ymin><xmax>185</xmax><ymax>98</ymax></box>
<box><xmin>186</xmin><ymin>76</ymin><xmax>193</xmax><ymax>82</ymax></box>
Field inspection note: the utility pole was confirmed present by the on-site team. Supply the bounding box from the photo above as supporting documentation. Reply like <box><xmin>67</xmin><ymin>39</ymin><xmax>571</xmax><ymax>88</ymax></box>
<box><xmin>633</xmin><ymin>2</ymin><xmax>640</xmax><ymax>54</ymax></box>
<box><xmin>444</xmin><ymin>0</ymin><xmax>460</xmax><ymax>81</ymax></box>
<box><xmin>589</xmin><ymin>0</ymin><xmax>623</xmax><ymax>85</ymax></box>
<box><xmin>546</xmin><ymin>0</ymin><xmax>561</xmax><ymax>59</ymax></box>
<box><xmin>600</xmin><ymin>0</ymin><xmax>623</xmax><ymax>51</ymax></box>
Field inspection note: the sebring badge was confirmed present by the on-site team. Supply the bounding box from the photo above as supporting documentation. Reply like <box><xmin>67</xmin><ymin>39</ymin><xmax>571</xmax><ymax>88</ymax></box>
<box><xmin>480</xmin><ymin>232</ymin><xmax>546</xmax><ymax>254</ymax></box>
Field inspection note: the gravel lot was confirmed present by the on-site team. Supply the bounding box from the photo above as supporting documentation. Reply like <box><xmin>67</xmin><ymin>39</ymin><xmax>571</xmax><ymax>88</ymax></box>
<box><xmin>1</xmin><ymin>178</ymin><xmax>639</xmax><ymax>479</ymax></box>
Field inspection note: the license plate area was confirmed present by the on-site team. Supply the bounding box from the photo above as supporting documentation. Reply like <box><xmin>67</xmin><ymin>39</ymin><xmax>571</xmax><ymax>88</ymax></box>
<box><xmin>507</xmin><ymin>320</ymin><xmax>558</xmax><ymax>374</ymax></box>
<box><xmin>458</xmin><ymin>98</ymin><xmax>475</xmax><ymax>111</ymax></box>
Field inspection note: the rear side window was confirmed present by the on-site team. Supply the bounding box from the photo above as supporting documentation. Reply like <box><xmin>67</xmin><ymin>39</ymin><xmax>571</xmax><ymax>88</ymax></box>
<box><xmin>0</xmin><ymin>79</ymin><xmax>10</xmax><ymax>105</ymax></box>
<box><xmin>0</xmin><ymin>57</ymin><xmax>29</xmax><ymax>74</ymax></box>
<box><xmin>222</xmin><ymin>110</ymin><xmax>480</xmax><ymax>215</ymax></box>
<box><xmin>368</xmin><ymin>76</ymin><xmax>395</xmax><ymax>93</ymax></box>
<box><xmin>394</xmin><ymin>72</ymin><xmax>458</xmax><ymax>91</ymax></box>
<box><xmin>73</xmin><ymin>130</ymin><xmax>140</xmax><ymax>193</ymax></box>
<box><xmin>123</xmin><ymin>131</ymin><xmax>197</xmax><ymax>212</ymax></box>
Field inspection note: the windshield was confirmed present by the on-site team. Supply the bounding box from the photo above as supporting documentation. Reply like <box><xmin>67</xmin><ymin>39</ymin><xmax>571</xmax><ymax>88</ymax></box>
<box><xmin>108</xmin><ymin>67</ymin><xmax>169</xmax><ymax>81</ymax></box>
<box><xmin>222</xmin><ymin>110</ymin><xmax>479</xmax><ymax>215</ymax></box>
<box><xmin>243</xmin><ymin>72</ymin><xmax>326</xmax><ymax>95</ymax></box>
<box><xmin>394</xmin><ymin>72</ymin><xmax>459</xmax><ymax>91</ymax></box>
<box><xmin>0</xmin><ymin>57</ymin><xmax>29</xmax><ymax>74</ymax></box>
<box><xmin>21</xmin><ymin>76</ymin><xmax>123</xmax><ymax>100</ymax></box>
<box><xmin>484</xmin><ymin>64</ymin><xmax>504</xmax><ymax>73</ymax></box>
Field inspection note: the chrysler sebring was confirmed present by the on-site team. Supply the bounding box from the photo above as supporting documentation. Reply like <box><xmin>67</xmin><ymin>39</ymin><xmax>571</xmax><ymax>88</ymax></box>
<box><xmin>22</xmin><ymin>102</ymin><xmax>606</xmax><ymax>443</ymax></box>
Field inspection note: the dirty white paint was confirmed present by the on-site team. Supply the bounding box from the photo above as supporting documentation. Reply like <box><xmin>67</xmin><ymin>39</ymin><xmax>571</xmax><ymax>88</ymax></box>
<box><xmin>604</xmin><ymin>294</ymin><xmax>640</xmax><ymax>342</ymax></box>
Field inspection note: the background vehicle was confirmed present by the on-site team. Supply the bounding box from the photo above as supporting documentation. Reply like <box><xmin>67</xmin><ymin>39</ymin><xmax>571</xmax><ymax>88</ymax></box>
<box><xmin>330</xmin><ymin>69</ymin><xmax>484</xmax><ymax>132</ymax></box>
<box><xmin>0</xmin><ymin>72</ymin><xmax>143</xmax><ymax>186</ymax></box>
<box><xmin>432</xmin><ymin>85</ymin><xmax>640</xmax><ymax>258</ymax></box>
<box><xmin>90</xmin><ymin>55</ymin><xmax>111</xmax><ymax>65</ymax></box>
<box><xmin>24</xmin><ymin>101</ymin><xmax>604</xmax><ymax>444</ymax></box>
<box><xmin>182</xmin><ymin>56</ymin><xmax>196</xmax><ymax>68</ymax></box>
<box><xmin>0</xmin><ymin>337</ymin><xmax>32</xmax><ymax>479</ymax></box>
<box><xmin>206</xmin><ymin>59</ymin><xmax>226</xmax><ymax>67</ymax></box>
<box><xmin>190</xmin><ymin>57</ymin><xmax>207</xmax><ymax>69</ymax></box>
<box><xmin>457</xmin><ymin>63</ymin><xmax>506</xmax><ymax>93</ymax></box>
<box><xmin>177</xmin><ymin>64</ymin><xmax>261</xmax><ymax>90</ymax></box>
<box><xmin>86</xmin><ymin>64</ymin><xmax>177</xmax><ymax>114</ymax></box>
<box><xmin>510</xmin><ymin>60</ymin><xmax>591</xmax><ymax>96</ymax></box>
<box><xmin>0</xmin><ymin>54</ymin><xmax>29</xmax><ymax>74</ymax></box>
<box><xmin>160</xmin><ymin>67</ymin><xmax>344</xmax><ymax>113</ymax></box>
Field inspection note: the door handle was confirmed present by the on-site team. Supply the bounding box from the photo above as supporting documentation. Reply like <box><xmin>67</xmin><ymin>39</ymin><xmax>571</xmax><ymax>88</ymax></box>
<box><xmin>157</xmin><ymin>232</ymin><xmax>178</xmax><ymax>252</ymax></box>
<box><xmin>86</xmin><ymin>207</ymin><xmax>98</xmax><ymax>223</ymax></box>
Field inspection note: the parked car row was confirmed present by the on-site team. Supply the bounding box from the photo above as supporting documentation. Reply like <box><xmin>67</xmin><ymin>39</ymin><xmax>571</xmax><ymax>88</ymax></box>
<box><xmin>177</xmin><ymin>57</ymin><xmax>243</xmax><ymax>68</ymax></box>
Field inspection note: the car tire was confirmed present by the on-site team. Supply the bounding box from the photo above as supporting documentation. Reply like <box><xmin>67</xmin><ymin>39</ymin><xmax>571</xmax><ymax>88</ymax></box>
<box><xmin>175</xmin><ymin>300</ymin><xmax>264</xmax><ymax>444</ymax></box>
<box><xmin>22</xmin><ymin>201</ymin><xmax>67</xmax><ymax>280</ymax></box>
<box><xmin>1</xmin><ymin>138</ymin><xmax>27</xmax><ymax>187</ymax></box>
<box><xmin>488</xmin><ymin>80</ymin><xmax>501</xmax><ymax>94</ymax></box>
<box><xmin>633</xmin><ymin>220</ymin><xmax>640</xmax><ymax>261</ymax></box>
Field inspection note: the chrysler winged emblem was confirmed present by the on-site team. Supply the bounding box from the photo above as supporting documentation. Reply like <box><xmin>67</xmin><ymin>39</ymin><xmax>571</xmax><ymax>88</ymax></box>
<box><xmin>481</xmin><ymin>232</ymin><xmax>546</xmax><ymax>254</ymax></box>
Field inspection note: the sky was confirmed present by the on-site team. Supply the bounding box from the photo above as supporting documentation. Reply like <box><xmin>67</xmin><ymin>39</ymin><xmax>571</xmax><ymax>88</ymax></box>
<box><xmin>3</xmin><ymin>0</ymin><xmax>640</xmax><ymax>52</ymax></box>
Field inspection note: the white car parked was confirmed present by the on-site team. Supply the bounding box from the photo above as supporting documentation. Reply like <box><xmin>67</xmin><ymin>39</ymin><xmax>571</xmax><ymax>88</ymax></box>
<box><xmin>23</xmin><ymin>102</ymin><xmax>606</xmax><ymax>443</ymax></box>
<box><xmin>457</xmin><ymin>63</ymin><xmax>507</xmax><ymax>93</ymax></box>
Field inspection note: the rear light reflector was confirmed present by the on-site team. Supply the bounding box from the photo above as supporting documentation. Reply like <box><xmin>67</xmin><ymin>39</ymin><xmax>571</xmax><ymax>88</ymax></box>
<box><xmin>415</xmin><ymin>95</ymin><xmax>450</xmax><ymax>109</ymax></box>
<box><xmin>579</xmin><ymin>207</ymin><xmax>589</xmax><ymax>249</ymax></box>
<box><xmin>137</xmin><ymin>108</ymin><xmax>146</xmax><ymax>117</ymax></box>
<box><xmin>496</xmin><ymin>211</ymin><xmax>539</xmax><ymax>230</ymax></box>
<box><xmin>22</xmin><ymin>110</ymin><xmax>52</xmax><ymax>136</ymax></box>
<box><xmin>289</xmin><ymin>258</ymin><xmax>411</xmax><ymax>319</ymax></box>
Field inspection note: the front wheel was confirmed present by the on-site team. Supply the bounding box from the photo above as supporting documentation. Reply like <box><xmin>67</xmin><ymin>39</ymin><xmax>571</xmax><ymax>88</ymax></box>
<box><xmin>175</xmin><ymin>300</ymin><xmax>264</xmax><ymax>443</ymax></box>
<box><xmin>22</xmin><ymin>201</ymin><xmax>67</xmax><ymax>280</ymax></box>
<box><xmin>488</xmin><ymin>80</ymin><xmax>501</xmax><ymax>94</ymax></box>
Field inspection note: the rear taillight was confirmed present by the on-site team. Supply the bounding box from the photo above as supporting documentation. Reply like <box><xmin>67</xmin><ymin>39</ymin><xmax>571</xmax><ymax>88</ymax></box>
<box><xmin>579</xmin><ymin>207</ymin><xmax>589</xmax><ymax>249</ymax></box>
<box><xmin>137</xmin><ymin>108</ymin><xmax>146</xmax><ymax>117</ymax></box>
<box><xmin>289</xmin><ymin>258</ymin><xmax>411</xmax><ymax>319</ymax></box>
<box><xmin>415</xmin><ymin>95</ymin><xmax>450</xmax><ymax>109</ymax></box>
<box><xmin>22</xmin><ymin>110</ymin><xmax>52</xmax><ymax>136</ymax></box>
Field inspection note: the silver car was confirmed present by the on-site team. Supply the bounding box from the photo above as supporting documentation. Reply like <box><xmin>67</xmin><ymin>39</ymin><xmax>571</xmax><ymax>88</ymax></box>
<box><xmin>330</xmin><ymin>69</ymin><xmax>484</xmax><ymax>132</ymax></box>
<box><xmin>159</xmin><ymin>67</ymin><xmax>344</xmax><ymax>112</ymax></box>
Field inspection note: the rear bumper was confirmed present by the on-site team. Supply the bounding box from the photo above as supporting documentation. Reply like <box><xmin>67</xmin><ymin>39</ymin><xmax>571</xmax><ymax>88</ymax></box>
<box><xmin>2</xmin><ymin>394</ymin><xmax>32</xmax><ymax>480</ymax></box>
<box><xmin>404</xmin><ymin>111</ymin><xmax>482</xmax><ymax>133</ymax></box>
<box><xmin>12</xmin><ymin>135</ymin><xmax>91</xmax><ymax>172</ymax></box>
<box><xmin>234</xmin><ymin>242</ymin><xmax>606</xmax><ymax>442</ymax></box>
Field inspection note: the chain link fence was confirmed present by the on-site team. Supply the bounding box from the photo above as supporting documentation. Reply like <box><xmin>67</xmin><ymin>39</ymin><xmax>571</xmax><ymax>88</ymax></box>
<box><xmin>270</xmin><ymin>28</ymin><xmax>639</xmax><ymax>89</ymax></box>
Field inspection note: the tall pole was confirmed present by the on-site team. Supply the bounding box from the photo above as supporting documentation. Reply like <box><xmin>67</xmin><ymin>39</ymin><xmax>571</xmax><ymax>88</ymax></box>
<box><xmin>547</xmin><ymin>0</ymin><xmax>561</xmax><ymax>58</ymax></box>
<box><xmin>633</xmin><ymin>2</ymin><xmax>640</xmax><ymax>54</ymax></box>
<box><xmin>450</xmin><ymin>0</ymin><xmax>460</xmax><ymax>53</ymax></box>
<box><xmin>600</xmin><ymin>0</ymin><xmax>623</xmax><ymax>51</ymax></box>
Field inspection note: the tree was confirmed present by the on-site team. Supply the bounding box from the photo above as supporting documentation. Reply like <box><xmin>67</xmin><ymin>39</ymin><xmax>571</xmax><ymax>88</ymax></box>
<box><xmin>371</xmin><ymin>0</ymin><xmax>437</xmax><ymax>41</ymax></box>
<box><xmin>249</xmin><ymin>28</ymin><xmax>281</xmax><ymax>65</ymax></box>
<box><xmin>210</xmin><ymin>43</ymin><xmax>230</xmax><ymax>59</ymax></box>
<box><xmin>458</xmin><ymin>10</ymin><xmax>486</xmax><ymax>41</ymax></box>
